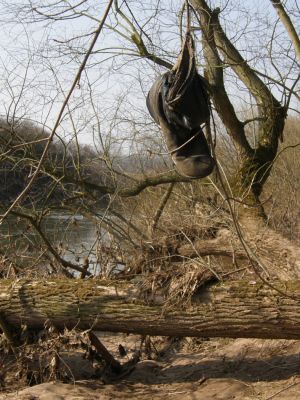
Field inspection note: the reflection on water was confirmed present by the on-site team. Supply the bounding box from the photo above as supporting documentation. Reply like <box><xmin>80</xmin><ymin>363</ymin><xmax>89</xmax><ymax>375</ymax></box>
<box><xmin>0</xmin><ymin>212</ymin><xmax>106</xmax><ymax>274</ymax></box>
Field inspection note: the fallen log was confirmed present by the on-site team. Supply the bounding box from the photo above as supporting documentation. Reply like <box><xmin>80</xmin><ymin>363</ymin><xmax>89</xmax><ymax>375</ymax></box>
<box><xmin>1</xmin><ymin>279</ymin><xmax>300</xmax><ymax>339</ymax></box>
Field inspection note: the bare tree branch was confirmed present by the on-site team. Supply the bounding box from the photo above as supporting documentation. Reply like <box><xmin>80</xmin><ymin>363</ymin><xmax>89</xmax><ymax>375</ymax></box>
<box><xmin>270</xmin><ymin>0</ymin><xmax>300</xmax><ymax>63</ymax></box>
<box><xmin>191</xmin><ymin>0</ymin><xmax>252</xmax><ymax>156</ymax></box>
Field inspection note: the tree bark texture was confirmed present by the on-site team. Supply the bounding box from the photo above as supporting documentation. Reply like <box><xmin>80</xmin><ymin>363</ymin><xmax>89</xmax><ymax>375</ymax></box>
<box><xmin>270</xmin><ymin>0</ymin><xmax>300</xmax><ymax>63</ymax></box>
<box><xmin>191</xmin><ymin>0</ymin><xmax>286</xmax><ymax>203</ymax></box>
<box><xmin>1</xmin><ymin>279</ymin><xmax>300</xmax><ymax>340</ymax></box>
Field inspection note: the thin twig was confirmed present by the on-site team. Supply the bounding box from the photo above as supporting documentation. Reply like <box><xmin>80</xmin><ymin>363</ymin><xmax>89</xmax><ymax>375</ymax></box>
<box><xmin>265</xmin><ymin>378</ymin><xmax>300</xmax><ymax>400</ymax></box>
<box><xmin>149</xmin><ymin>182</ymin><xmax>175</xmax><ymax>236</ymax></box>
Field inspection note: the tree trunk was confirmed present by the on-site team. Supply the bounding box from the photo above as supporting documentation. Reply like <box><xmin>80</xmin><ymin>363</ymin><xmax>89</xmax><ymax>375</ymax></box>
<box><xmin>1</xmin><ymin>279</ymin><xmax>300</xmax><ymax>340</ymax></box>
<box><xmin>192</xmin><ymin>0</ymin><xmax>286</xmax><ymax>210</ymax></box>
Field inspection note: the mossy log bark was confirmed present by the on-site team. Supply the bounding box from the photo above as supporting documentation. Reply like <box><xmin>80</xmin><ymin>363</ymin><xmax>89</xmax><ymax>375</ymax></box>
<box><xmin>1</xmin><ymin>279</ymin><xmax>300</xmax><ymax>339</ymax></box>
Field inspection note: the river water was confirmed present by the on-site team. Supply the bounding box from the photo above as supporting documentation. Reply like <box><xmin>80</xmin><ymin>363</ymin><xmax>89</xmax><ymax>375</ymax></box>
<box><xmin>0</xmin><ymin>212</ymin><xmax>105</xmax><ymax>275</ymax></box>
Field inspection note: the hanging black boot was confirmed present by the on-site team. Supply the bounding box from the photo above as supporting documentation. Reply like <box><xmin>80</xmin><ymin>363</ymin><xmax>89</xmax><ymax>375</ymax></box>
<box><xmin>146</xmin><ymin>31</ymin><xmax>215</xmax><ymax>178</ymax></box>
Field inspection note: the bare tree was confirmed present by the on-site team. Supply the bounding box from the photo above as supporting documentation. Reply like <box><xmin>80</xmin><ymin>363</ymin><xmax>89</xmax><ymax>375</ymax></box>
<box><xmin>0</xmin><ymin>0</ymin><xmax>299</xmax><ymax>284</ymax></box>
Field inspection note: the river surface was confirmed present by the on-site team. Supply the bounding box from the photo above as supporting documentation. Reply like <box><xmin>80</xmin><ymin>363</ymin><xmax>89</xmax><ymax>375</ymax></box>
<box><xmin>0</xmin><ymin>212</ymin><xmax>106</xmax><ymax>274</ymax></box>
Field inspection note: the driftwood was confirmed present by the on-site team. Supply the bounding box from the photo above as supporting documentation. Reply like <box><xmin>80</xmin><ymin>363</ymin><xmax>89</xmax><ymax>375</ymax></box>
<box><xmin>1</xmin><ymin>278</ymin><xmax>300</xmax><ymax>340</ymax></box>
